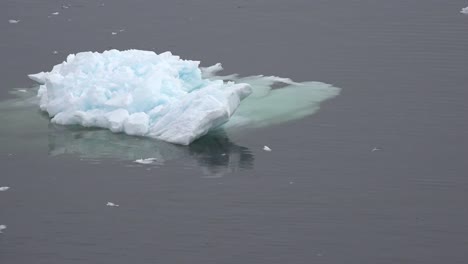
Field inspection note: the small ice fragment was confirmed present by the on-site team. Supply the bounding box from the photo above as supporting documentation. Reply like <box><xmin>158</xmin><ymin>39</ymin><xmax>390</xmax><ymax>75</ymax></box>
<box><xmin>119</xmin><ymin>29</ymin><xmax>125</xmax><ymax>32</ymax></box>
<box><xmin>52</xmin><ymin>12</ymin><xmax>59</xmax><ymax>15</ymax></box>
<box><xmin>111</xmin><ymin>32</ymin><xmax>117</xmax><ymax>35</ymax></box>
<box><xmin>462</xmin><ymin>7</ymin><xmax>468</xmax><ymax>14</ymax></box>
<box><xmin>289</xmin><ymin>181</ymin><xmax>294</xmax><ymax>185</ymax></box>
<box><xmin>8</xmin><ymin>19</ymin><xmax>20</xmax><ymax>24</ymax></box>
<box><xmin>263</xmin><ymin>146</ymin><xmax>272</xmax><ymax>152</ymax></box>
<box><xmin>0</xmin><ymin>225</ymin><xmax>6</xmax><ymax>233</ymax></box>
<box><xmin>52</xmin><ymin>50</ymin><xmax>58</xmax><ymax>55</ymax></box>
<box><xmin>0</xmin><ymin>186</ymin><xmax>10</xmax><ymax>191</ymax></box>
<box><xmin>106</xmin><ymin>202</ymin><xmax>119</xmax><ymax>207</ymax></box>
<box><xmin>221</xmin><ymin>153</ymin><xmax>226</xmax><ymax>156</ymax></box>
<box><xmin>371</xmin><ymin>147</ymin><xmax>382</xmax><ymax>152</ymax></box>
<box><xmin>134</xmin><ymin>158</ymin><xmax>157</xmax><ymax>164</ymax></box>
<box><xmin>18</xmin><ymin>89</ymin><xmax>27</xmax><ymax>93</ymax></box>
<box><xmin>61</xmin><ymin>5</ymin><xmax>69</xmax><ymax>9</ymax></box>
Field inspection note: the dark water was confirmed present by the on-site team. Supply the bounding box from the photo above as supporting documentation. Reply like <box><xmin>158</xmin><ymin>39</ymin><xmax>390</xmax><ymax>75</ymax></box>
<box><xmin>1</xmin><ymin>0</ymin><xmax>468</xmax><ymax>263</ymax></box>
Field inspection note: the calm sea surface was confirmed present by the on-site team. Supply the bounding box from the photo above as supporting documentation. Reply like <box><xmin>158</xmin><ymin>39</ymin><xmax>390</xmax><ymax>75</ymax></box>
<box><xmin>1</xmin><ymin>1</ymin><xmax>468</xmax><ymax>263</ymax></box>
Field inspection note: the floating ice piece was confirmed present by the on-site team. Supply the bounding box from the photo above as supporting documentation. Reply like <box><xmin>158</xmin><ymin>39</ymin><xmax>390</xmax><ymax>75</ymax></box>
<box><xmin>462</xmin><ymin>7</ymin><xmax>468</xmax><ymax>14</ymax></box>
<box><xmin>52</xmin><ymin>50</ymin><xmax>58</xmax><ymax>55</ymax></box>
<box><xmin>0</xmin><ymin>225</ymin><xmax>6</xmax><ymax>233</ymax></box>
<box><xmin>371</xmin><ymin>147</ymin><xmax>382</xmax><ymax>152</ymax></box>
<box><xmin>119</xmin><ymin>29</ymin><xmax>125</xmax><ymax>32</ymax></box>
<box><xmin>18</xmin><ymin>89</ymin><xmax>27</xmax><ymax>93</ymax></box>
<box><xmin>51</xmin><ymin>12</ymin><xmax>60</xmax><ymax>15</ymax></box>
<box><xmin>62</xmin><ymin>5</ymin><xmax>70</xmax><ymax>9</ymax></box>
<box><xmin>134</xmin><ymin>158</ymin><xmax>157</xmax><ymax>164</ymax></box>
<box><xmin>0</xmin><ymin>186</ymin><xmax>10</xmax><ymax>191</ymax></box>
<box><xmin>29</xmin><ymin>50</ymin><xmax>251</xmax><ymax>145</ymax></box>
<box><xmin>263</xmin><ymin>146</ymin><xmax>272</xmax><ymax>152</ymax></box>
<box><xmin>111</xmin><ymin>32</ymin><xmax>117</xmax><ymax>35</ymax></box>
<box><xmin>8</xmin><ymin>20</ymin><xmax>20</xmax><ymax>24</ymax></box>
<box><xmin>106</xmin><ymin>202</ymin><xmax>119</xmax><ymax>207</ymax></box>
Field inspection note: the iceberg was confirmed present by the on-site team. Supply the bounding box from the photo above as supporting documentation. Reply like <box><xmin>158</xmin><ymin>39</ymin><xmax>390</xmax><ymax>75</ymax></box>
<box><xmin>29</xmin><ymin>50</ymin><xmax>252</xmax><ymax>145</ymax></box>
<box><xmin>1</xmin><ymin>54</ymin><xmax>340</xmax><ymax>164</ymax></box>
<box><xmin>462</xmin><ymin>7</ymin><xmax>468</xmax><ymax>14</ymax></box>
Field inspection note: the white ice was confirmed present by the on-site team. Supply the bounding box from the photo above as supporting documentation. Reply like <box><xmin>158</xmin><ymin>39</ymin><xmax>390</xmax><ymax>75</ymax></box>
<box><xmin>8</xmin><ymin>20</ymin><xmax>20</xmax><ymax>24</ymax></box>
<box><xmin>134</xmin><ymin>158</ymin><xmax>157</xmax><ymax>164</ymax></box>
<box><xmin>0</xmin><ymin>225</ymin><xmax>6</xmax><ymax>233</ymax></box>
<box><xmin>29</xmin><ymin>50</ymin><xmax>251</xmax><ymax>145</ymax></box>
<box><xmin>462</xmin><ymin>7</ymin><xmax>468</xmax><ymax>14</ymax></box>
<box><xmin>106</xmin><ymin>202</ymin><xmax>119</xmax><ymax>207</ymax></box>
<box><xmin>371</xmin><ymin>147</ymin><xmax>382</xmax><ymax>152</ymax></box>
<box><xmin>0</xmin><ymin>186</ymin><xmax>10</xmax><ymax>191</ymax></box>
<box><xmin>263</xmin><ymin>146</ymin><xmax>272</xmax><ymax>152</ymax></box>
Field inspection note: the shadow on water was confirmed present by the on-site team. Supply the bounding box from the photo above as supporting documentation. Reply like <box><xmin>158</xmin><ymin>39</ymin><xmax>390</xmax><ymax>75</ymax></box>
<box><xmin>189</xmin><ymin>131</ymin><xmax>254</xmax><ymax>177</ymax></box>
<box><xmin>48</xmin><ymin>123</ymin><xmax>253</xmax><ymax>171</ymax></box>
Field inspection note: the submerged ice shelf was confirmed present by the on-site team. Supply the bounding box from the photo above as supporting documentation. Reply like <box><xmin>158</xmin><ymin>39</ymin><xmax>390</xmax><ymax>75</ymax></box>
<box><xmin>29</xmin><ymin>50</ymin><xmax>251</xmax><ymax>145</ymax></box>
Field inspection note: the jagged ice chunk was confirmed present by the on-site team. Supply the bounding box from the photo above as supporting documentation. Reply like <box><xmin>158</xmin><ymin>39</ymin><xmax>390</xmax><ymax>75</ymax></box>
<box><xmin>29</xmin><ymin>50</ymin><xmax>251</xmax><ymax>145</ymax></box>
